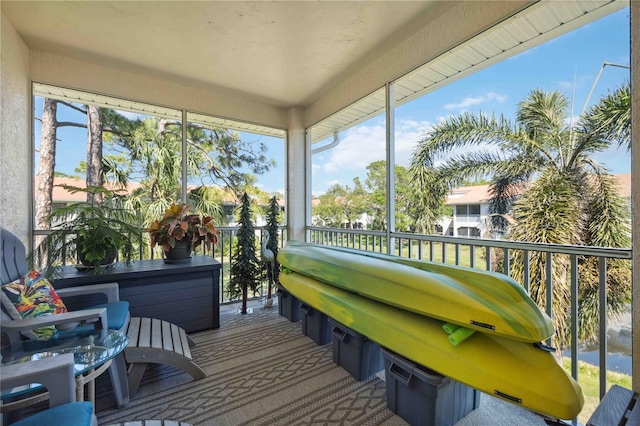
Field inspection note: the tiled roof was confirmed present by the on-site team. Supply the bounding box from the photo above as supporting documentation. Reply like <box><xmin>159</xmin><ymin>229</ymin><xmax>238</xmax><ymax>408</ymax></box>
<box><xmin>444</xmin><ymin>173</ymin><xmax>631</xmax><ymax>205</ymax></box>
<box><xmin>614</xmin><ymin>172</ymin><xmax>631</xmax><ymax>198</ymax></box>
<box><xmin>42</xmin><ymin>177</ymin><xmax>141</xmax><ymax>202</ymax></box>
<box><xmin>38</xmin><ymin>177</ymin><xmax>284</xmax><ymax>206</ymax></box>
<box><xmin>446</xmin><ymin>185</ymin><xmax>492</xmax><ymax>205</ymax></box>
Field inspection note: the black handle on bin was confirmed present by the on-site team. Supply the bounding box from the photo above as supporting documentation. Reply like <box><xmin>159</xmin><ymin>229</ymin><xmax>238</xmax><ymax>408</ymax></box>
<box><xmin>332</xmin><ymin>326</ymin><xmax>347</xmax><ymax>341</ymax></box>
<box><xmin>300</xmin><ymin>304</ymin><xmax>311</xmax><ymax>314</ymax></box>
<box><xmin>277</xmin><ymin>288</ymin><xmax>285</xmax><ymax>297</ymax></box>
<box><xmin>388</xmin><ymin>362</ymin><xmax>413</xmax><ymax>386</ymax></box>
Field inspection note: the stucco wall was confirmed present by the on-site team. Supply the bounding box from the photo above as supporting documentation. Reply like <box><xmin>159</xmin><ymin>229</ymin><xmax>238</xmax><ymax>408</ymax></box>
<box><xmin>29</xmin><ymin>50</ymin><xmax>288</xmax><ymax>131</ymax></box>
<box><xmin>1</xmin><ymin>13</ymin><xmax>31</xmax><ymax>243</ymax></box>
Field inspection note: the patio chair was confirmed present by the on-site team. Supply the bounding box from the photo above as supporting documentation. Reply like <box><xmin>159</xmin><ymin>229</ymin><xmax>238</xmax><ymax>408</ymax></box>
<box><xmin>586</xmin><ymin>385</ymin><xmax>639</xmax><ymax>425</ymax></box>
<box><xmin>0</xmin><ymin>227</ymin><xmax>130</xmax><ymax>408</ymax></box>
<box><xmin>1</xmin><ymin>353</ymin><xmax>98</xmax><ymax>426</ymax></box>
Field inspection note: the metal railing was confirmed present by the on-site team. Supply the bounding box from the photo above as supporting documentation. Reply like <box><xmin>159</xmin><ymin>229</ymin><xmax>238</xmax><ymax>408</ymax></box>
<box><xmin>33</xmin><ymin>222</ymin><xmax>631</xmax><ymax>417</ymax></box>
<box><xmin>33</xmin><ymin>226</ymin><xmax>289</xmax><ymax>305</ymax></box>
<box><xmin>197</xmin><ymin>226</ymin><xmax>288</xmax><ymax>303</ymax></box>
<box><xmin>308</xmin><ymin>226</ymin><xmax>633</xmax><ymax>408</ymax></box>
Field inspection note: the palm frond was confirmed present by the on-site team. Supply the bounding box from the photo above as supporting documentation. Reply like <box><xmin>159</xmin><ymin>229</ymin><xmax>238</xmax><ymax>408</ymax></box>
<box><xmin>434</xmin><ymin>150</ymin><xmax>507</xmax><ymax>186</ymax></box>
<box><xmin>579</xmin><ymin>82</ymin><xmax>631</xmax><ymax>150</ymax></box>
<box><xmin>509</xmin><ymin>169</ymin><xmax>584</xmax><ymax>246</ymax></box>
<box><xmin>584</xmin><ymin>171</ymin><xmax>631</xmax><ymax>248</ymax></box>
<box><xmin>411</xmin><ymin>112</ymin><xmax>518</xmax><ymax>168</ymax></box>
<box><xmin>566</xmin><ymin>129</ymin><xmax>610</xmax><ymax>168</ymax></box>
<box><xmin>407</xmin><ymin>169</ymin><xmax>449</xmax><ymax>234</ymax></box>
<box><xmin>508</xmin><ymin>170</ymin><xmax>584</xmax><ymax>347</ymax></box>
<box><xmin>517</xmin><ymin>89</ymin><xmax>568</xmax><ymax>143</ymax></box>
<box><xmin>578</xmin><ymin>257</ymin><xmax>631</xmax><ymax>342</ymax></box>
<box><xmin>487</xmin><ymin>175</ymin><xmax>528</xmax><ymax>230</ymax></box>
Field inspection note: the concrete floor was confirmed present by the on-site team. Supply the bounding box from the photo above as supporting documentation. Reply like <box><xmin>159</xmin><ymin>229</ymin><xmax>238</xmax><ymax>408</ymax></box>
<box><xmin>455</xmin><ymin>393</ymin><xmax>550</xmax><ymax>426</ymax></box>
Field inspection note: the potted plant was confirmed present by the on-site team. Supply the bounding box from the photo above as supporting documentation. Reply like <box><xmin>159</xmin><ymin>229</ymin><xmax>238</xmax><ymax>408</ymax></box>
<box><xmin>32</xmin><ymin>185</ymin><xmax>142</xmax><ymax>276</ymax></box>
<box><xmin>146</xmin><ymin>202</ymin><xmax>219</xmax><ymax>262</ymax></box>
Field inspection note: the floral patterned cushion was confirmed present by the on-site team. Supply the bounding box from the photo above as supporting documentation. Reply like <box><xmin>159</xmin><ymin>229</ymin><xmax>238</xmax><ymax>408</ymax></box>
<box><xmin>1</xmin><ymin>269</ymin><xmax>68</xmax><ymax>339</ymax></box>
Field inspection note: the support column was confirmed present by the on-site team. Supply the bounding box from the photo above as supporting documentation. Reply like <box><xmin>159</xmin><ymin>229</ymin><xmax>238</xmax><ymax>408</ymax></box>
<box><xmin>286</xmin><ymin>107</ymin><xmax>306</xmax><ymax>242</ymax></box>
<box><xmin>631</xmin><ymin>0</ymin><xmax>639</xmax><ymax>393</ymax></box>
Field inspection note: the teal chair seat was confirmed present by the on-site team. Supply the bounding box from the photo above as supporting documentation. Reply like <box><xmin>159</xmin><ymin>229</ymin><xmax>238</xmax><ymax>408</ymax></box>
<box><xmin>1</xmin><ymin>354</ymin><xmax>98</xmax><ymax>426</ymax></box>
<box><xmin>11</xmin><ymin>402</ymin><xmax>94</xmax><ymax>426</ymax></box>
<box><xmin>74</xmin><ymin>301</ymin><xmax>130</xmax><ymax>331</ymax></box>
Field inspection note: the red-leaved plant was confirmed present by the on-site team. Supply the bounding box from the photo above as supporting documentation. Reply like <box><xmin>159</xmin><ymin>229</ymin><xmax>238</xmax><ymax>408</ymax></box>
<box><xmin>146</xmin><ymin>203</ymin><xmax>218</xmax><ymax>252</ymax></box>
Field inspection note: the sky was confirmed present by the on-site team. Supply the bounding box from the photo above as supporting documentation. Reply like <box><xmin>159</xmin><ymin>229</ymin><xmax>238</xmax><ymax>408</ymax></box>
<box><xmin>34</xmin><ymin>7</ymin><xmax>630</xmax><ymax>198</ymax></box>
<box><xmin>311</xmin><ymin>7</ymin><xmax>631</xmax><ymax>196</ymax></box>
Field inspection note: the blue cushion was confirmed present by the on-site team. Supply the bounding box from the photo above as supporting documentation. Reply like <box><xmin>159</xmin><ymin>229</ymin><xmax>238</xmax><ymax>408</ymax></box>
<box><xmin>95</xmin><ymin>301</ymin><xmax>129</xmax><ymax>330</ymax></box>
<box><xmin>12</xmin><ymin>401</ymin><xmax>94</xmax><ymax>426</ymax></box>
<box><xmin>73</xmin><ymin>301</ymin><xmax>129</xmax><ymax>332</ymax></box>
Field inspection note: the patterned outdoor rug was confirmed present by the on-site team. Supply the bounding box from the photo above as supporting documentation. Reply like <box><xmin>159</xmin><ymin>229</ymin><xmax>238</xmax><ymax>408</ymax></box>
<box><xmin>95</xmin><ymin>307</ymin><xmax>406</xmax><ymax>426</ymax></box>
<box><xmin>94</xmin><ymin>306</ymin><xmax>548</xmax><ymax>426</ymax></box>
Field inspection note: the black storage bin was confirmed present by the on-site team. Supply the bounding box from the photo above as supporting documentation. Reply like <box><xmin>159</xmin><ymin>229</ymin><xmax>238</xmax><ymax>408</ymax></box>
<box><xmin>328</xmin><ymin>318</ymin><xmax>383</xmax><ymax>381</ymax></box>
<box><xmin>277</xmin><ymin>289</ymin><xmax>300</xmax><ymax>322</ymax></box>
<box><xmin>381</xmin><ymin>347</ymin><xmax>480</xmax><ymax>426</ymax></box>
<box><xmin>300</xmin><ymin>303</ymin><xmax>331</xmax><ymax>345</ymax></box>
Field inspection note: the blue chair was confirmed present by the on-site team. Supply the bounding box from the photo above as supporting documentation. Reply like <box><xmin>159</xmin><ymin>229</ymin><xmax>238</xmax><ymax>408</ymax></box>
<box><xmin>1</xmin><ymin>353</ymin><xmax>97</xmax><ymax>426</ymax></box>
<box><xmin>0</xmin><ymin>228</ymin><xmax>130</xmax><ymax>407</ymax></box>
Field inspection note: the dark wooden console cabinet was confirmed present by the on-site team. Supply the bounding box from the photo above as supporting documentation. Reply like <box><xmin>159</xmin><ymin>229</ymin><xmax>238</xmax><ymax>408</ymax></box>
<box><xmin>52</xmin><ymin>256</ymin><xmax>221</xmax><ymax>333</ymax></box>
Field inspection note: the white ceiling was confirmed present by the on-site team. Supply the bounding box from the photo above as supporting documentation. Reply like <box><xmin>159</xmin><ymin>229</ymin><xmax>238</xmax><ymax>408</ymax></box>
<box><xmin>1</xmin><ymin>1</ymin><xmax>443</xmax><ymax>108</ymax></box>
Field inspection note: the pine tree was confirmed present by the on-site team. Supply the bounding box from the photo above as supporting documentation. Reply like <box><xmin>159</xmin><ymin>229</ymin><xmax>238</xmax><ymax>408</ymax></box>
<box><xmin>229</xmin><ymin>192</ymin><xmax>261</xmax><ymax>314</ymax></box>
<box><xmin>265</xmin><ymin>195</ymin><xmax>281</xmax><ymax>299</ymax></box>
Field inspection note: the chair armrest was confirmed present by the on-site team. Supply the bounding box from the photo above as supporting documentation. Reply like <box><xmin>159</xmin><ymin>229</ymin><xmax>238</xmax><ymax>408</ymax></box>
<box><xmin>1</xmin><ymin>308</ymin><xmax>108</xmax><ymax>332</ymax></box>
<box><xmin>1</xmin><ymin>353</ymin><xmax>76</xmax><ymax>406</ymax></box>
<box><xmin>56</xmin><ymin>282</ymin><xmax>120</xmax><ymax>303</ymax></box>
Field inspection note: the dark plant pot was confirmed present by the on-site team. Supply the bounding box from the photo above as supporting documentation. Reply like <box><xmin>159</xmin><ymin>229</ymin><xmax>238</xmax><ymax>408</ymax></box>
<box><xmin>164</xmin><ymin>239</ymin><xmax>193</xmax><ymax>262</ymax></box>
<box><xmin>76</xmin><ymin>239</ymin><xmax>117</xmax><ymax>267</ymax></box>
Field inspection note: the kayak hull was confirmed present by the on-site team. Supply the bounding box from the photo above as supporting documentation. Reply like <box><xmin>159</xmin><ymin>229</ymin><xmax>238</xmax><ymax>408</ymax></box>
<box><xmin>277</xmin><ymin>241</ymin><xmax>553</xmax><ymax>343</ymax></box>
<box><xmin>280</xmin><ymin>271</ymin><xmax>583</xmax><ymax>420</ymax></box>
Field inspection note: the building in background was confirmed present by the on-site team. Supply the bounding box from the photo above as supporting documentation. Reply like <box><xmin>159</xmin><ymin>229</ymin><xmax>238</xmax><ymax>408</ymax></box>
<box><xmin>441</xmin><ymin>173</ymin><xmax>631</xmax><ymax>238</ymax></box>
<box><xmin>38</xmin><ymin>177</ymin><xmax>284</xmax><ymax>228</ymax></box>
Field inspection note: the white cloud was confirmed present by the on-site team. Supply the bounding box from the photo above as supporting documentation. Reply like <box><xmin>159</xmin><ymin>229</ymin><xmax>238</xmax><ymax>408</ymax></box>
<box><xmin>444</xmin><ymin>92</ymin><xmax>506</xmax><ymax>112</ymax></box>
<box><xmin>565</xmin><ymin>114</ymin><xmax>581</xmax><ymax>127</ymax></box>
<box><xmin>554</xmin><ymin>80</ymin><xmax>574</xmax><ymax>91</ymax></box>
<box><xmin>323</xmin><ymin>161</ymin><xmax>339</xmax><ymax>173</ymax></box>
<box><xmin>553</xmin><ymin>74</ymin><xmax>593</xmax><ymax>93</ymax></box>
<box><xmin>321</xmin><ymin>122</ymin><xmax>386</xmax><ymax>173</ymax></box>
<box><xmin>324</xmin><ymin>179</ymin><xmax>342</xmax><ymax>188</ymax></box>
<box><xmin>309</xmin><ymin>118</ymin><xmax>435</xmax><ymax>195</ymax></box>
<box><xmin>394</xmin><ymin>119</ymin><xmax>433</xmax><ymax>166</ymax></box>
<box><xmin>318</xmin><ymin>118</ymin><xmax>434</xmax><ymax>172</ymax></box>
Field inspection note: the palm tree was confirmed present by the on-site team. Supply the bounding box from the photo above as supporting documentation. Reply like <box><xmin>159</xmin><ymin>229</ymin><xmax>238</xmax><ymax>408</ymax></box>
<box><xmin>582</xmin><ymin>82</ymin><xmax>630</xmax><ymax>151</ymax></box>
<box><xmin>409</xmin><ymin>85</ymin><xmax>631</xmax><ymax>348</ymax></box>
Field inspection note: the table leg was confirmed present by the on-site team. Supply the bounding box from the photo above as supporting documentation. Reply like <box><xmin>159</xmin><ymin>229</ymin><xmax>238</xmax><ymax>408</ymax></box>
<box><xmin>76</xmin><ymin>374</ymin><xmax>85</xmax><ymax>402</ymax></box>
<box><xmin>74</xmin><ymin>359</ymin><xmax>111</xmax><ymax>406</ymax></box>
<box><xmin>87</xmin><ymin>372</ymin><xmax>95</xmax><ymax>404</ymax></box>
